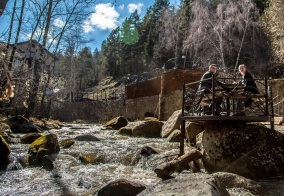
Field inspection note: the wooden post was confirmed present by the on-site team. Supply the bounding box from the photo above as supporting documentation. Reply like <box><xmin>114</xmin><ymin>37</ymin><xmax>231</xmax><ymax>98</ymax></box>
<box><xmin>268</xmin><ymin>78</ymin><xmax>274</xmax><ymax>130</ymax></box>
<box><xmin>212</xmin><ymin>75</ymin><xmax>215</xmax><ymax>115</ymax></box>
<box><xmin>265</xmin><ymin>77</ymin><xmax>269</xmax><ymax>116</ymax></box>
<box><xmin>180</xmin><ymin>83</ymin><xmax>186</xmax><ymax>155</ymax></box>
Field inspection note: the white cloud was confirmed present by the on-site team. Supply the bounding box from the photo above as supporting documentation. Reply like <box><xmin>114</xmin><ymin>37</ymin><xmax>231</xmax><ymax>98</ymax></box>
<box><xmin>127</xmin><ymin>3</ymin><xmax>143</xmax><ymax>14</ymax></box>
<box><xmin>84</xmin><ymin>3</ymin><xmax>119</xmax><ymax>32</ymax></box>
<box><xmin>83</xmin><ymin>21</ymin><xmax>94</xmax><ymax>33</ymax></box>
<box><xmin>53</xmin><ymin>18</ymin><xmax>64</xmax><ymax>28</ymax></box>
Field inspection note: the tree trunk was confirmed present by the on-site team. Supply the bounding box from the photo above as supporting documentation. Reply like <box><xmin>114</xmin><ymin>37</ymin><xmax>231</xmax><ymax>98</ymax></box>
<box><xmin>154</xmin><ymin>149</ymin><xmax>202</xmax><ymax>179</ymax></box>
<box><xmin>0</xmin><ymin>0</ymin><xmax>9</xmax><ymax>17</ymax></box>
<box><xmin>37</xmin><ymin>0</ymin><xmax>53</xmax><ymax>118</ymax></box>
<box><xmin>25</xmin><ymin>60</ymin><xmax>41</xmax><ymax>117</ymax></box>
<box><xmin>8</xmin><ymin>0</ymin><xmax>25</xmax><ymax>70</ymax></box>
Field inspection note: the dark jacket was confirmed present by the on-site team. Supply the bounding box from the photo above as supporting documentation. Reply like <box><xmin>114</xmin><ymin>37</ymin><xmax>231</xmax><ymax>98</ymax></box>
<box><xmin>242</xmin><ymin>71</ymin><xmax>259</xmax><ymax>94</ymax></box>
<box><xmin>198</xmin><ymin>71</ymin><xmax>222</xmax><ymax>93</ymax></box>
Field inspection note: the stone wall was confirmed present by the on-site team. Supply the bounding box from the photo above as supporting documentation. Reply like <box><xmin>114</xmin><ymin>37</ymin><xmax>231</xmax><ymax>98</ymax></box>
<box><xmin>50</xmin><ymin>100</ymin><xmax>126</xmax><ymax>123</ymax></box>
<box><xmin>159</xmin><ymin>90</ymin><xmax>183</xmax><ymax>120</ymax></box>
<box><xmin>161</xmin><ymin>69</ymin><xmax>204</xmax><ymax>94</ymax></box>
<box><xmin>126</xmin><ymin>77</ymin><xmax>161</xmax><ymax>99</ymax></box>
<box><xmin>125</xmin><ymin>95</ymin><xmax>160</xmax><ymax>120</ymax></box>
<box><xmin>50</xmin><ymin>95</ymin><xmax>159</xmax><ymax>123</ymax></box>
<box><xmin>50</xmin><ymin>69</ymin><xmax>204</xmax><ymax>122</ymax></box>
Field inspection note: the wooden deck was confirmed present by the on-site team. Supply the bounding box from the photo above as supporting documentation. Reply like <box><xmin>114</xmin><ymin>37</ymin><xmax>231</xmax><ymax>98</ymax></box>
<box><xmin>180</xmin><ymin>115</ymin><xmax>273</xmax><ymax>122</ymax></box>
<box><xmin>179</xmin><ymin>77</ymin><xmax>274</xmax><ymax>155</ymax></box>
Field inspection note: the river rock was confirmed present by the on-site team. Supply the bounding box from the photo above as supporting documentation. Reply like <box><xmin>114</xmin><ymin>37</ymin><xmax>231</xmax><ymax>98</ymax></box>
<box><xmin>131</xmin><ymin>145</ymin><xmax>161</xmax><ymax>165</ymax></box>
<box><xmin>4</xmin><ymin>115</ymin><xmax>42</xmax><ymax>133</ymax></box>
<box><xmin>60</xmin><ymin>138</ymin><xmax>75</xmax><ymax>148</ymax></box>
<box><xmin>42</xmin><ymin>155</ymin><xmax>54</xmax><ymax>170</ymax></box>
<box><xmin>20</xmin><ymin>133</ymin><xmax>42</xmax><ymax>144</ymax></box>
<box><xmin>138</xmin><ymin>173</ymin><xmax>229</xmax><ymax>196</ymax></box>
<box><xmin>117</xmin><ymin>126</ymin><xmax>133</xmax><ymax>136</ymax></box>
<box><xmin>95</xmin><ymin>179</ymin><xmax>147</xmax><ymax>196</ymax></box>
<box><xmin>29</xmin><ymin>118</ymin><xmax>63</xmax><ymax>130</ymax></box>
<box><xmin>161</xmin><ymin>110</ymin><xmax>181</xmax><ymax>138</ymax></box>
<box><xmin>28</xmin><ymin>134</ymin><xmax>60</xmax><ymax>166</ymax></box>
<box><xmin>213</xmin><ymin>172</ymin><xmax>269</xmax><ymax>195</ymax></box>
<box><xmin>75</xmin><ymin>134</ymin><xmax>100</xmax><ymax>141</ymax></box>
<box><xmin>202</xmin><ymin>122</ymin><xmax>284</xmax><ymax>180</ymax></box>
<box><xmin>0</xmin><ymin>135</ymin><xmax>10</xmax><ymax>169</ymax></box>
<box><xmin>79</xmin><ymin>153</ymin><xmax>98</xmax><ymax>164</ymax></box>
<box><xmin>185</xmin><ymin>122</ymin><xmax>204</xmax><ymax>141</ymax></box>
<box><xmin>132</xmin><ymin>120</ymin><xmax>163</xmax><ymax>138</ymax></box>
<box><xmin>166</xmin><ymin>129</ymin><xmax>180</xmax><ymax>142</ymax></box>
<box><xmin>104</xmin><ymin>116</ymin><xmax>128</xmax><ymax>130</ymax></box>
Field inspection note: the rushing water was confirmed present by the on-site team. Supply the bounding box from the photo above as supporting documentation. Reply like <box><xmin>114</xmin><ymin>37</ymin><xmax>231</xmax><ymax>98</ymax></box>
<box><xmin>0</xmin><ymin>124</ymin><xmax>283</xmax><ymax>195</ymax></box>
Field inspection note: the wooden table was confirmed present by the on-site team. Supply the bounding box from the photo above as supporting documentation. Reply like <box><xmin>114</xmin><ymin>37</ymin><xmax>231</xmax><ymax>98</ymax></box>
<box><xmin>213</xmin><ymin>83</ymin><xmax>266</xmax><ymax>115</ymax></box>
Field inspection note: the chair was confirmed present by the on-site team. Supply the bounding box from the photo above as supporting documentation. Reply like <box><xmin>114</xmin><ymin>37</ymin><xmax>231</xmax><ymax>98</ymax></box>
<box><xmin>184</xmin><ymin>88</ymin><xmax>213</xmax><ymax>116</ymax></box>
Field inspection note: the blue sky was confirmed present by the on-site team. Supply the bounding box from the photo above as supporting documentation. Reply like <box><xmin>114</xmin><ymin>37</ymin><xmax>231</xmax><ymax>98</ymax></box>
<box><xmin>0</xmin><ymin>0</ymin><xmax>180</xmax><ymax>51</ymax></box>
<box><xmin>82</xmin><ymin>0</ymin><xmax>180</xmax><ymax>50</ymax></box>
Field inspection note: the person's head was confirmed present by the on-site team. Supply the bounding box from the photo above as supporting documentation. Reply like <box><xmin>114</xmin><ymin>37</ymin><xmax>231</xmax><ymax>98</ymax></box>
<box><xmin>209</xmin><ymin>64</ymin><xmax>217</xmax><ymax>74</ymax></box>
<box><xmin>238</xmin><ymin>64</ymin><xmax>247</xmax><ymax>76</ymax></box>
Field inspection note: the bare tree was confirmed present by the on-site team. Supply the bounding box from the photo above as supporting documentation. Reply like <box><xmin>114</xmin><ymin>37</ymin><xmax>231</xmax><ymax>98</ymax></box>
<box><xmin>23</xmin><ymin>0</ymin><xmax>97</xmax><ymax>118</ymax></box>
<box><xmin>262</xmin><ymin>0</ymin><xmax>284</xmax><ymax>63</ymax></box>
<box><xmin>153</xmin><ymin>7</ymin><xmax>177</xmax><ymax>68</ymax></box>
<box><xmin>183</xmin><ymin>0</ymin><xmax>268</xmax><ymax>74</ymax></box>
<box><xmin>8</xmin><ymin>0</ymin><xmax>25</xmax><ymax>70</ymax></box>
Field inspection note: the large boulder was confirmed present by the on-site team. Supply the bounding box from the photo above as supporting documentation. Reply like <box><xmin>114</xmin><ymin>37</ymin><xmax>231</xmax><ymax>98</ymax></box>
<box><xmin>185</xmin><ymin>122</ymin><xmax>205</xmax><ymax>141</ymax></box>
<box><xmin>138</xmin><ymin>173</ymin><xmax>229</xmax><ymax>196</ymax></box>
<box><xmin>28</xmin><ymin>134</ymin><xmax>60</xmax><ymax>166</ymax></box>
<box><xmin>161</xmin><ymin>110</ymin><xmax>181</xmax><ymax>138</ymax></box>
<box><xmin>20</xmin><ymin>133</ymin><xmax>42</xmax><ymax>144</ymax></box>
<box><xmin>166</xmin><ymin>129</ymin><xmax>181</xmax><ymax>142</ymax></box>
<box><xmin>213</xmin><ymin>172</ymin><xmax>268</xmax><ymax>195</ymax></box>
<box><xmin>132</xmin><ymin>120</ymin><xmax>164</xmax><ymax>138</ymax></box>
<box><xmin>0</xmin><ymin>135</ymin><xmax>10</xmax><ymax>169</ymax></box>
<box><xmin>4</xmin><ymin>115</ymin><xmax>42</xmax><ymax>133</ymax></box>
<box><xmin>104</xmin><ymin>116</ymin><xmax>128</xmax><ymax>130</ymax></box>
<box><xmin>202</xmin><ymin>122</ymin><xmax>284</xmax><ymax>180</ymax></box>
<box><xmin>95</xmin><ymin>179</ymin><xmax>147</xmax><ymax>196</ymax></box>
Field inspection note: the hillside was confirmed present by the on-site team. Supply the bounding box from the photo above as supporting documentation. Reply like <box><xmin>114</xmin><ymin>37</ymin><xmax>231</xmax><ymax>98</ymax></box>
<box><xmin>84</xmin><ymin>69</ymin><xmax>163</xmax><ymax>94</ymax></box>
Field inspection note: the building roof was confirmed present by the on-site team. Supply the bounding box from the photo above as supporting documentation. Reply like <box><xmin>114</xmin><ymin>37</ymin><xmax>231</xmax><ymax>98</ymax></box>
<box><xmin>10</xmin><ymin>40</ymin><xmax>58</xmax><ymax>60</ymax></box>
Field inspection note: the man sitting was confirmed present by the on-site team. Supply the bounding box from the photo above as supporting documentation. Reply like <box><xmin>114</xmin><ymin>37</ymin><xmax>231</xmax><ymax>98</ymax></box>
<box><xmin>197</xmin><ymin>64</ymin><xmax>224</xmax><ymax>115</ymax></box>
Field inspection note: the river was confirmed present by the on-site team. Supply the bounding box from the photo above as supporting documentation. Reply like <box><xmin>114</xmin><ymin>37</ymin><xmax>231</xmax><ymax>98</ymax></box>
<box><xmin>0</xmin><ymin>123</ymin><xmax>283</xmax><ymax>195</ymax></box>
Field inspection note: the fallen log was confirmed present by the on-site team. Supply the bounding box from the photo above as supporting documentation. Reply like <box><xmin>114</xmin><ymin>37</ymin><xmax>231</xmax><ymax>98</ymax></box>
<box><xmin>154</xmin><ymin>149</ymin><xmax>202</xmax><ymax>179</ymax></box>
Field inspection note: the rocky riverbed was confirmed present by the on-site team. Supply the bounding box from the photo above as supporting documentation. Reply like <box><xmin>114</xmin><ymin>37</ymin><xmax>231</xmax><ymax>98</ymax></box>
<box><xmin>0</xmin><ymin>115</ymin><xmax>284</xmax><ymax>195</ymax></box>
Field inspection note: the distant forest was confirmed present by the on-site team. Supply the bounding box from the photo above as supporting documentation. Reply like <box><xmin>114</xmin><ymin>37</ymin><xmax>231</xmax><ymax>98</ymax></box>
<box><xmin>1</xmin><ymin>0</ymin><xmax>284</xmax><ymax>118</ymax></box>
<box><xmin>60</xmin><ymin>0</ymin><xmax>283</xmax><ymax>90</ymax></box>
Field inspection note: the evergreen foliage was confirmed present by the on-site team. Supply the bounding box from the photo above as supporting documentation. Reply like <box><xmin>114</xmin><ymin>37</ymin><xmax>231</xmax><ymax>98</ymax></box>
<box><xmin>1</xmin><ymin>0</ymin><xmax>283</xmax><ymax>118</ymax></box>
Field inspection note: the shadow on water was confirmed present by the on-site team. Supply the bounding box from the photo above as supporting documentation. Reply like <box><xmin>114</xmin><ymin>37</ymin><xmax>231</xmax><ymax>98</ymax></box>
<box><xmin>258</xmin><ymin>177</ymin><xmax>284</xmax><ymax>195</ymax></box>
<box><xmin>51</xmin><ymin>170</ymin><xmax>75</xmax><ymax>196</ymax></box>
